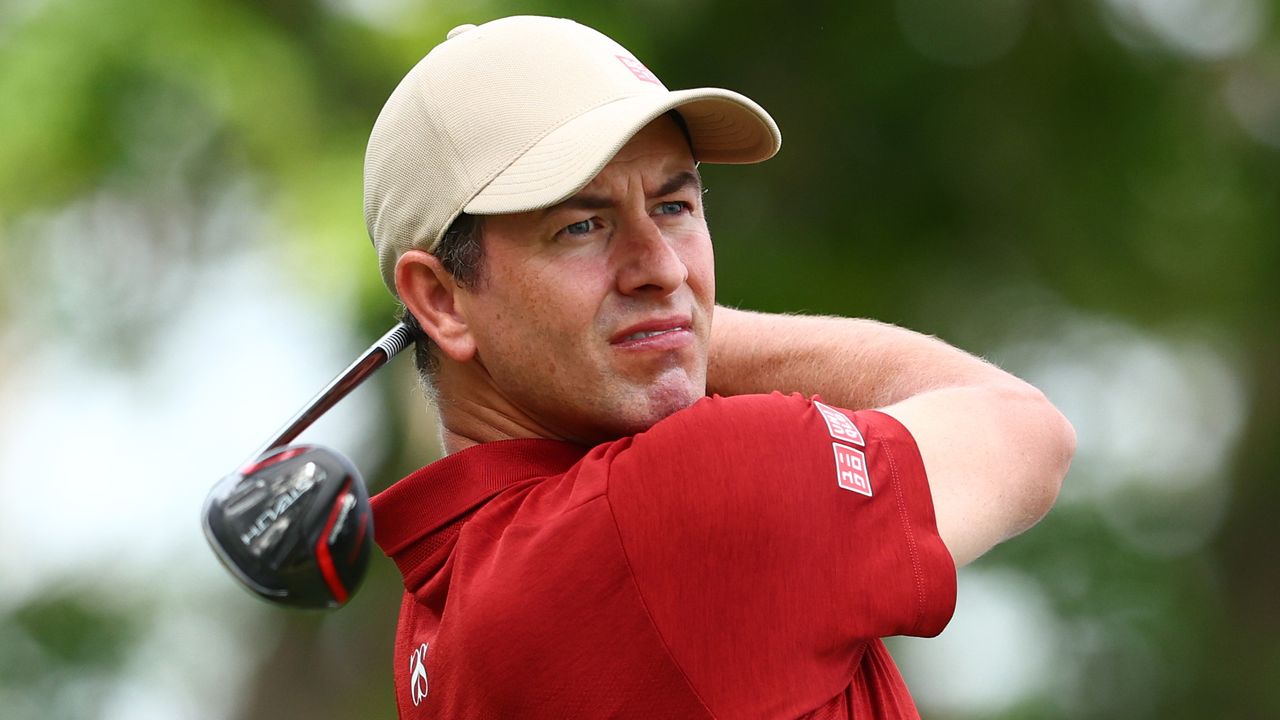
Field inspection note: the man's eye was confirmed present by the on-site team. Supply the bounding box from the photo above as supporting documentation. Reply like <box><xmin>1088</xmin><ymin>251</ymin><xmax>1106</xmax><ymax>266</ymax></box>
<box><xmin>656</xmin><ymin>201</ymin><xmax>687</xmax><ymax>216</ymax></box>
<box><xmin>563</xmin><ymin>218</ymin><xmax>596</xmax><ymax>235</ymax></box>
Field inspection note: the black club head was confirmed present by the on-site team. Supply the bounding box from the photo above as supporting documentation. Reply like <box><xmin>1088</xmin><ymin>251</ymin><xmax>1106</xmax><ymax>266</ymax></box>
<box><xmin>202</xmin><ymin>445</ymin><xmax>372</xmax><ymax>609</ymax></box>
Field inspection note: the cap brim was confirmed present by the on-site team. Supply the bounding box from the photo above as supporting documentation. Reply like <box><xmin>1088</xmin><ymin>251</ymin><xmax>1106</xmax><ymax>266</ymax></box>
<box><xmin>464</xmin><ymin>88</ymin><xmax>781</xmax><ymax>215</ymax></box>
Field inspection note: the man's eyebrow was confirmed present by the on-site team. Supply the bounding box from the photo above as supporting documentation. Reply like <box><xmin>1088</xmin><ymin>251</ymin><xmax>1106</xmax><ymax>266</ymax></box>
<box><xmin>551</xmin><ymin>193</ymin><xmax>613</xmax><ymax>214</ymax></box>
<box><xmin>541</xmin><ymin>170</ymin><xmax>703</xmax><ymax>217</ymax></box>
<box><xmin>653</xmin><ymin>170</ymin><xmax>702</xmax><ymax>198</ymax></box>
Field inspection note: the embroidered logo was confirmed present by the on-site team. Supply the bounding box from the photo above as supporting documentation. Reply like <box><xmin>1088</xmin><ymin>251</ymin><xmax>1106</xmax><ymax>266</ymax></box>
<box><xmin>832</xmin><ymin>443</ymin><xmax>872</xmax><ymax>497</ymax></box>
<box><xmin>408</xmin><ymin>642</ymin><xmax>429</xmax><ymax>706</ymax></box>
<box><xmin>616</xmin><ymin>55</ymin><xmax>661</xmax><ymax>84</ymax></box>
<box><xmin>814</xmin><ymin>401</ymin><xmax>865</xmax><ymax>446</ymax></box>
<box><xmin>814</xmin><ymin>401</ymin><xmax>872</xmax><ymax>496</ymax></box>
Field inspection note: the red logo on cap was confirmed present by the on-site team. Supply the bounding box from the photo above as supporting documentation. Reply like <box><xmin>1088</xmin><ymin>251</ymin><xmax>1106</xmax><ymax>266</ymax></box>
<box><xmin>617</xmin><ymin>55</ymin><xmax>660</xmax><ymax>84</ymax></box>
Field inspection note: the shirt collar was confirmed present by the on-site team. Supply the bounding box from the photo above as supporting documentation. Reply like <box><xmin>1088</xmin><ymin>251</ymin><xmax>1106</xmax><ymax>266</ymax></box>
<box><xmin>371</xmin><ymin>438</ymin><xmax>587</xmax><ymax>585</ymax></box>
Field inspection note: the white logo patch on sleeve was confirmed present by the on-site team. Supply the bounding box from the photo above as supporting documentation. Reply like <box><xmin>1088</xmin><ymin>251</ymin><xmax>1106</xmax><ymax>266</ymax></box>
<box><xmin>832</xmin><ymin>443</ymin><xmax>873</xmax><ymax>497</ymax></box>
<box><xmin>814</xmin><ymin>401</ymin><xmax>865</xmax><ymax>447</ymax></box>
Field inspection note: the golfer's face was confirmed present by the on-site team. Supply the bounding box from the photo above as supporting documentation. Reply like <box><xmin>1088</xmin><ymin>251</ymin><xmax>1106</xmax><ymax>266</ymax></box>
<box><xmin>458</xmin><ymin>117</ymin><xmax>714</xmax><ymax>444</ymax></box>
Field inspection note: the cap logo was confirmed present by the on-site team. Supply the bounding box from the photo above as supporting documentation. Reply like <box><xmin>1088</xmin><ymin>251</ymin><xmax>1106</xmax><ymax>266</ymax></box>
<box><xmin>616</xmin><ymin>55</ymin><xmax>660</xmax><ymax>84</ymax></box>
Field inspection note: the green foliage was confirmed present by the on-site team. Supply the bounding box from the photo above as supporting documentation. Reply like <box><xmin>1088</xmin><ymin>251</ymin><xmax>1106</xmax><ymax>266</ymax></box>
<box><xmin>0</xmin><ymin>591</ymin><xmax>139</xmax><ymax>720</ymax></box>
<box><xmin>12</xmin><ymin>593</ymin><xmax>137</xmax><ymax>667</ymax></box>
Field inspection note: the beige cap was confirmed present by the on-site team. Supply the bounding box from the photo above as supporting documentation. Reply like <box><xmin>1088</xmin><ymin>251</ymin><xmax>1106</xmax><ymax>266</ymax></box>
<box><xmin>363</xmin><ymin>15</ymin><xmax>782</xmax><ymax>295</ymax></box>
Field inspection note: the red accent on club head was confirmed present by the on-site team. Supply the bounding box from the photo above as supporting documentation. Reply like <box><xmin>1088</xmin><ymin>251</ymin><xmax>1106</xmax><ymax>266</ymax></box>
<box><xmin>315</xmin><ymin>479</ymin><xmax>351</xmax><ymax>606</ymax></box>
<box><xmin>348</xmin><ymin>510</ymin><xmax>369</xmax><ymax>564</ymax></box>
<box><xmin>239</xmin><ymin>446</ymin><xmax>309</xmax><ymax>476</ymax></box>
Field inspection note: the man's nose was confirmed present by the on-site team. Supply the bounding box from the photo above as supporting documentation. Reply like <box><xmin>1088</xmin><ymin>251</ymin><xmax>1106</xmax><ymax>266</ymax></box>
<box><xmin>612</xmin><ymin>215</ymin><xmax>688</xmax><ymax>297</ymax></box>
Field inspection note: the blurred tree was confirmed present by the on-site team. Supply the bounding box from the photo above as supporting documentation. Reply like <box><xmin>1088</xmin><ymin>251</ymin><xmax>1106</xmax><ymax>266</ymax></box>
<box><xmin>0</xmin><ymin>591</ymin><xmax>140</xmax><ymax>719</ymax></box>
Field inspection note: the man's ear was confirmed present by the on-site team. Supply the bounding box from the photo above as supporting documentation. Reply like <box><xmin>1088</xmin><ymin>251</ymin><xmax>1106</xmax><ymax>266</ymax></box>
<box><xmin>395</xmin><ymin>249</ymin><xmax>477</xmax><ymax>363</ymax></box>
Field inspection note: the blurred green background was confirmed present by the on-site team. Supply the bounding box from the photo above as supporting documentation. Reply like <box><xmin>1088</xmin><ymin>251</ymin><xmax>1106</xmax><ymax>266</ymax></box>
<box><xmin>1</xmin><ymin>0</ymin><xmax>1276</xmax><ymax>717</ymax></box>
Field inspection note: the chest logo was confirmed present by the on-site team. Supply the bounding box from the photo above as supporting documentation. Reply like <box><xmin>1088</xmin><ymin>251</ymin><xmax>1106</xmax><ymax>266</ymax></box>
<box><xmin>408</xmin><ymin>642</ymin><xmax>429</xmax><ymax>706</ymax></box>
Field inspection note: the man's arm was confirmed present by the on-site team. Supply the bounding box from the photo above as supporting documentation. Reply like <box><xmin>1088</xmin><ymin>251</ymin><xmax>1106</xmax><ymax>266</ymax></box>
<box><xmin>708</xmin><ymin>306</ymin><xmax>1076</xmax><ymax>567</ymax></box>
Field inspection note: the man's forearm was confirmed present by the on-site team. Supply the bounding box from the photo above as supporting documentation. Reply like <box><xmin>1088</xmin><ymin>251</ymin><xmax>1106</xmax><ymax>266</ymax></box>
<box><xmin>707</xmin><ymin>306</ymin><xmax>1016</xmax><ymax>407</ymax></box>
<box><xmin>708</xmin><ymin>305</ymin><xmax>1075</xmax><ymax>567</ymax></box>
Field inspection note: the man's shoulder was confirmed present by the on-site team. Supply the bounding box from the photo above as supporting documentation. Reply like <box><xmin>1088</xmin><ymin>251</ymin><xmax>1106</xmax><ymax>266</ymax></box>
<box><xmin>645</xmin><ymin>390</ymin><xmax>812</xmax><ymax>433</ymax></box>
<box><xmin>597</xmin><ymin>391</ymin><xmax>836</xmax><ymax>483</ymax></box>
<box><xmin>629</xmin><ymin>391</ymin><xmax>892</xmax><ymax>452</ymax></box>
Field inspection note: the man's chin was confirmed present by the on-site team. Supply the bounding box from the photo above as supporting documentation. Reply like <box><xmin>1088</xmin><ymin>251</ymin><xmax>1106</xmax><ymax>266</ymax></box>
<box><xmin>628</xmin><ymin>380</ymin><xmax>704</xmax><ymax>431</ymax></box>
<box><xmin>573</xmin><ymin>380</ymin><xmax>703</xmax><ymax>444</ymax></box>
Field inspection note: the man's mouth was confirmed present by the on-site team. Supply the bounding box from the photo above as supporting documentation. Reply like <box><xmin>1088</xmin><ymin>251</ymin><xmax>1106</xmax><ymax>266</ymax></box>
<box><xmin>610</xmin><ymin>317</ymin><xmax>693</xmax><ymax>346</ymax></box>
<box><xmin>622</xmin><ymin>328</ymin><xmax>683</xmax><ymax>342</ymax></box>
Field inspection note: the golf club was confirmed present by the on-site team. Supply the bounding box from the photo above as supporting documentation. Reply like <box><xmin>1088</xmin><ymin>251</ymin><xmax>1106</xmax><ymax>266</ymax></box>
<box><xmin>202</xmin><ymin>322</ymin><xmax>414</xmax><ymax>608</ymax></box>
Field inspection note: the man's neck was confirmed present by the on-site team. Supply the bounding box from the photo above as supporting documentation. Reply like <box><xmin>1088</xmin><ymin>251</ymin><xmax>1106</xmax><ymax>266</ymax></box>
<box><xmin>439</xmin><ymin>426</ymin><xmax>480</xmax><ymax>455</ymax></box>
<box><xmin>432</xmin><ymin>360</ymin><xmax>572</xmax><ymax>454</ymax></box>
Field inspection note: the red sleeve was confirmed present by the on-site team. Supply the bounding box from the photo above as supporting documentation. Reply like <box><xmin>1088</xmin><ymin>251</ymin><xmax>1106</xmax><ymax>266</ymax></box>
<box><xmin>605</xmin><ymin>392</ymin><xmax>956</xmax><ymax>718</ymax></box>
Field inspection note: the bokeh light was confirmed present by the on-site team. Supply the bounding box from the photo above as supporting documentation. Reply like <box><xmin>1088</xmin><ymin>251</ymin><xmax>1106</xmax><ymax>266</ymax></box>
<box><xmin>1102</xmin><ymin>0</ymin><xmax>1269</xmax><ymax>59</ymax></box>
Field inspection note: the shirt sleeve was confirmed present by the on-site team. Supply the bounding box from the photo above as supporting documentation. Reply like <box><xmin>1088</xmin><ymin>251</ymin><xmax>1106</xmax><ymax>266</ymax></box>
<box><xmin>604</xmin><ymin>392</ymin><xmax>956</xmax><ymax>718</ymax></box>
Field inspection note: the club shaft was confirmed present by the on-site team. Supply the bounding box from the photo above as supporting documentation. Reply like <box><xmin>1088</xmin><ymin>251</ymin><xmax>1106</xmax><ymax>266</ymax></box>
<box><xmin>245</xmin><ymin>323</ymin><xmax>414</xmax><ymax>466</ymax></box>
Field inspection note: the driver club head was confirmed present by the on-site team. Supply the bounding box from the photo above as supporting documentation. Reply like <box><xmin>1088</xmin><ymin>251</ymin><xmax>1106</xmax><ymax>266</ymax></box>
<box><xmin>202</xmin><ymin>445</ymin><xmax>372</xmax><ymax>609</ymax></box>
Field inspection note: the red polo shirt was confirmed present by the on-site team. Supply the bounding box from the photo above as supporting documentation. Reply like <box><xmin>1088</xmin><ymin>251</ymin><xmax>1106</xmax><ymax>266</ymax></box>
<box><xmin>372</xmin><ymin>392</ymin><xmax>956</xmax><ymax>718</ymax></box>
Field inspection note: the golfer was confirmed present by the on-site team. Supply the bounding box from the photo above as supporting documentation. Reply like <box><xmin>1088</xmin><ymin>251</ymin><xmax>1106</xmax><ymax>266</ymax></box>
<box><xmin>363</xmin><ymin>15</ymin><xmax>1075</xmax><ymax>719</ymax></box>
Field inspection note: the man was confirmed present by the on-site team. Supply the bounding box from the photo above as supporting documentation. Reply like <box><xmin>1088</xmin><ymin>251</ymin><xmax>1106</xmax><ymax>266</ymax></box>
<box><xmin>363</xmin><ymin>15</ymin><xmax>1075</xmax><ymax>719</ymax></box>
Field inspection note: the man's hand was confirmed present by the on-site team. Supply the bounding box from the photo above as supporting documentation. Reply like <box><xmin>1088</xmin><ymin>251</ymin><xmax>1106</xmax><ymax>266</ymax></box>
<box><xmin>708</xmin><ymin>306</ymin><xmax>1076</xmax><ymax>567</ymax></box>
